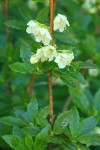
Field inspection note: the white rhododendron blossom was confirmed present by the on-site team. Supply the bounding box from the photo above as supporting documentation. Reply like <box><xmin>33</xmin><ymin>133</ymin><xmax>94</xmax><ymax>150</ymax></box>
<box><xmin>36</xmin><ymin>47</ymin><xmax>47</xmax><ymax>62</ymax></box>
<box><xmin>26</xmin><ymin>20</ymin><xmax>52</xmax><ymax>45</ymax></box>
<box><xmin>88</xmin><ymin>68</ymin><xmax>99</xmax><ymax>77</ymax></box>
<box><xmin>54</xmin><ymin>14</ymin><xmax>70</xmax><ymax>32</ymax></box>
<box><xmin>43</xmin><ymin>45</ymin><xmax>57</xmax><ymax>61</ymax></box>
<box><xmin>30</xmin><ymin>45</ymin><xmax>57</xmax><ymax>64</ymax></box>
<box><xmin>30</xmin><ymin>54</ymin><xmax>39</xmax><ymax>64</ymax></box>
<box><xmin>82</xmin><ymin>0</ymin><xmax>97</xmax><ymax>14</ymax></box>
<box><xmin>54</xmin><ymin>52</ymin><xmax>74</xmax><ymax>69</ymax></box>
<box><xmin>26</xmin><ymin>20</ymin><xmax>37</xmax><ymax>34</ymax></box>
<box><xmin>34</xmin><ymin>28</ymin><xmax>52</xmax><ymax>45</ymax></box>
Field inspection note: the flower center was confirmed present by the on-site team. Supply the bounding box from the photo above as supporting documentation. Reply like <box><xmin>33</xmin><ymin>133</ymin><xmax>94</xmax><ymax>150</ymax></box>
<box><xmin>48</xmin><ymin>50</ymin><xmax>52</xmax><ymax>55</ymax></box>
<box><xmin>61</xmin><ymin>56</ymin><xmax>65</xmax><ymax>62</ymax></box>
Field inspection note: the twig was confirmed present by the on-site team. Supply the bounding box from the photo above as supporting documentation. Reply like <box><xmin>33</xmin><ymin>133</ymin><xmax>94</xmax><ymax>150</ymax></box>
<box><xmin>62</xmin><ymin>96</ymin><xmax>72</xmax><ymax>112</ymax></box>
<box><xmin>48</xmin><ymin>71</ymin><xmax>54</xmax><ymax>126</ymax></box>
<box><xmin>48</xmin><ymin>0</ymin><xmax>55</xmax><ymax>126</ymax></box>
<box><xmin>48</xmin><ymin>0</ymin><xmax>55</xmax><ymax>149</ymax></box>
<box><xmin>5</xmin><ymin>0</ymin><xmax>12</xmax><ymax>94</ymax></box>
<box><xmin>5</xmin><ymin>0</ymin><xmax>10</xmax><ymax>40</ymax></box>
<box><xmin>28</xmin><ymin>74</ymin><xmax>35</xmax><ymax>97</ymax></box>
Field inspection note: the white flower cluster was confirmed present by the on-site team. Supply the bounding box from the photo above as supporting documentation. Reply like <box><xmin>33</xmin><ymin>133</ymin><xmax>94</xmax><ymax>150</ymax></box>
<box><xmin>26</xmin><ymin>20</ymin><xmax>52</xmax><ymax>45</ymax></box>
<box><xmin>26</xmin><ymin>14</ymin><xmax>73</xmax><ymax>69</ymax></box>
<box><xmin>26</xmin><ymin>14</ymin><xmax>70</xmax><ymax>44</ymax></box>
<box><xmin>82</xmin><ymin>0</ymin><xmax>99</xmax><ymax>14</ymax></box>
<box><xmin>30</xmin><ymin>45</ymin><xmax>74</xmax><ymax>69</ymax></box>
<box><xmin>54</xmin><ymin>14</ymin><xmax>70</xmax><ymax>32</ymax></box>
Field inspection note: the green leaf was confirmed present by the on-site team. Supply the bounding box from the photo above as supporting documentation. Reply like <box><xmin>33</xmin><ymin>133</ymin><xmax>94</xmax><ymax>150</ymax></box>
<box><xmin>36</xmin><ymin>7</ymin><xmax>49</xmax><ymax>22</ymax></box>
<box><xmin>22</xmin><ymin>125</ymin><xmax>40</xmax><ymax>137</ymax></box>
<box><xmin>77</xmin><ymin>134</ymin><xmax>100</xmax><ymax>146</ymax></box>
<box><xmin>79</xmin><ymin>60</ymin><xmax>96</xmax><ymax>69</ymax></box>
<box><xmin>53</xmin><ymin>110</ymin><xmax>72</xmax><ymax>134</ymax></box>
<box><xmin>0</xmin><ymin>116</ymin><xmax>26</xmax><ymax>127</ymax></box>
<box><xmin>32</xmin><ymin>0</ymin><xmax>48</xmax><ymax>3</ymax></box>
<box><xmin>69</xmin><ymin>107</ymin><xmax>80</xmax><ymax>137</ymax></box>
<box><xmin>70</xmin><ymin>88</ymin><xmax>90</xmax><ymax>113</ymax></box>
<box><xmin>48</xmin><ymin>136</ymin><xmax>63</xmax><ymax>145</ymax></box>
<box><xmin>34</xmin><ymin>125</ymin><xmax>51</xmax><ymax>150</ymax></box>
<box><xmin>35</xmin><ymin>114</ymin><xmax>49</xmax><ymax>128</ymax></box>
<box><xmin>27</xmin><ymin>97</ymin><xmax>38</xmax><ymax>122</ymax></box>
<box><xmin>77</xmin><ymin>144</ymin><xmax>90</xmax><ymax>150</ymax></box>
<box><xmin>41</xmin><ymin>61</ymin><xmax>57</xmax><ymax>73</ymax></box>
<box><xmin>71</xmin><ymin>72</ymin><xmax>86</xmax><ymax>84</ymax></box>
<box><xmin>13</xmin><ymin>126</ymin><xmax>25</xmax><ymax>138</ymax></box>
<box><xmin>20</xmin><ymin>45</ymin><xmax>32</xmax><ymax>63</ymax></box>
<box><xmin>93</xmin><ymin>89</ymin><xmax>100</xmax><ymax>113</ymax></box>
<box><xmin>4</xmin><ymin>20</ymin><xmax>26</xmax><ymax>30</ymax></box>
<box><xmin>9</xmin><ymin>62</ymin><xmax>35</xmax><ymax>73</ymax></box>
<box><xmin>25</xmin><ymin>134</ymin><xmax>34</xmax><ymax>150</ymax></box>
<box><xmin>39</xmin><ymin>106</ymin><xmax>49</xmax><ymax>118</ymax></box>
<box><xmin>77</xmin><ymin>117</ymin><xmax>97</xmax><ymax>136</ymax></box>
<box><xmin>14</xmin><ymin>109</ymin><xmax>29</xmax><ymax>122</ymax></box>
<box><xmin>62</xmin><ymin>140</ymin><xmax>77</xmax><ymax>150</ymax></box>
<box><xmin>2</xmin><ymin>135</ymin><xmax>27</xmax><ymax>150</ymax></box>
<box><xmin>60</xmin><ymin>75</ymin><xmax>76</xmax><ymax>87</ymax></box>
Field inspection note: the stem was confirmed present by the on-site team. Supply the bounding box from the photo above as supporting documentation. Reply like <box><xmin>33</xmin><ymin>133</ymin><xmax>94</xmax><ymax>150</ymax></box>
<box><xmin>62</xmin><ymin>96</ymin><xmax>72</xmax><ymax>112</ymax></box>
<box><xmin>5</xmin><ymin>0</ymin><xmax>10</xmax><ymax>40</ymax></box>
<box><xmin>50</xmin><ymin>0</ymin><xmax>54</xmax><ymax>40</ymax></box>
<box><xmin>48</xmin><ymin>71</ymin><xmax>54</xmax><ymax>126</ymax></box>
<box><xmin>48</xmin><ymin>0</ymin><xmax>55</xmax><ymax>126</ymax></box>
<box><xmin>5</xmin><ymin>0</ymin><xmax>12</xmax><ymax>94</ymax></box>
<box><xmin>28</xmin><ymin>74</ymin><xmax>35</xmax><ymax>97</ymax></box>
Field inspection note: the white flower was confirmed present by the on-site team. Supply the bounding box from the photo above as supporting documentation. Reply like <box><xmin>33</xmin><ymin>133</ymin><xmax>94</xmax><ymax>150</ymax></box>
<box><xmin>26</xmin><ymin>20</ymin><xmax>52</xmax><ymax>45</ymax></box>
<box><xmin>27</xmin><ymin>0</ymin><xmax>38</xmax><ymax>10</ymax></box>
<box><xmin>26</xmin><ymin>20</ymin><xmax>37</xmax><ymax>34</ymax></box>
<box><xmin>44</xmin><ymin>45</ymin><xmax>57</xmax><ymax>61</ymax></box>
<box><xmin>54</xmin><ymin>14</ymin><xmax>70</xmax><ymax>32</ymax></box>
<box><xmin>36</xmin><ymin>47</ymin><xmax>47</xmax><ymax>62</ymax></box>
<box><xmin>88</xmin><ymin>69</ymin><xmax>99</xmax><ymax>77</ymax></box>
<box><xmin>34</xmin><ymin>28</ymin><xmax>52</xmax><ymax>45</ymax></box>
<box><xmin>36</xmin><ymin>45</ymin><xmax>57</xmax><ymax>62</ymax></box>
<box><xmin>82</xmin><ymin>0</ymin><xmax>97</xmax><ymax>14</ymax></box>
<box><xmin>30</xmin><ymin>54</ymin><xmax>39</xmax><ymax>64</ymax></box>
<box><xmin>54</xmin><ymin>52</ymin><xmax>74</xmax><ymax>69</ymax></box>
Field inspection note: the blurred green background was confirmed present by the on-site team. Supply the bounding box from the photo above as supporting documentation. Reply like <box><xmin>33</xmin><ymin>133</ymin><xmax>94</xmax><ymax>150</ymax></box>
<box><xmin>0</xmin><ymin>0</ymin><xmax>100</xmax><ymax>149</ymax></box>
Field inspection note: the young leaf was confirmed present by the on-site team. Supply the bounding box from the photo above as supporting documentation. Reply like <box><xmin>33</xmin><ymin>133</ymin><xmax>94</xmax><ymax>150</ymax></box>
<box><xmin>2</xmin><ymin>135</ymin><xmax>27</xmax><ymax>150</ymax></box>
<box><xmin>25</xmin><ymin>134</ymin><xmax>34</xmax><ymax>150</ymax></box>
<box><xmin>77</xmin><ymin>144</ymin><xmax>90</xmax><ymax>150</ymax></box>
<box><xmin>34</xmin><ymin>125</ymin><xmax>51</xmax><ymax>150</ymax></box>
<box><xmin>14</xmin><ymin>109</ymin><xmax>29</xmax><ymax>122</ymax></box>
<box><xmin>9</xmin><ymin>62</ymin><xmax>35</xmax><ymax>73</ymax></box>
<box><xmin>13</xmin><ymin>126</ymin><xmax>25</xmax><ymax>138</ymax></box>
<box><xmin>22</xmin><ymin>125</ymin><xmax>40</xmax><ymax>137</ymax></box>
<box><xmin>77</xmin><ymin>134</ymin><xmax>100</xmax><ymax>146</ymax></box>
<box><xmin>53</xmin><ymin>111</ymin><xmax>72</xmax><ymax>134</ymax></box>
<box><xmin>39</xmin><ymin>106</ymin><xmax>49</xmax><ymax>118</ymax></box>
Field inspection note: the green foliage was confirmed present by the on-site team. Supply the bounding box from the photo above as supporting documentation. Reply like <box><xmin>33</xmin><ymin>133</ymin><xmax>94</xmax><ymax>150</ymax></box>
<box><xmin>0</xmin><ymin>0</ymin><xmax>100</xmax><ymax>150</ymax></box>
<box><xmin>9</xmin><ymin>62</ymin><xmax>36</xmax><ymax>73</ymax></box>
<box><xmin>4</xmin><ymin>20</ymin><xmax>26</xmax><ymax>30</ymax></box>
